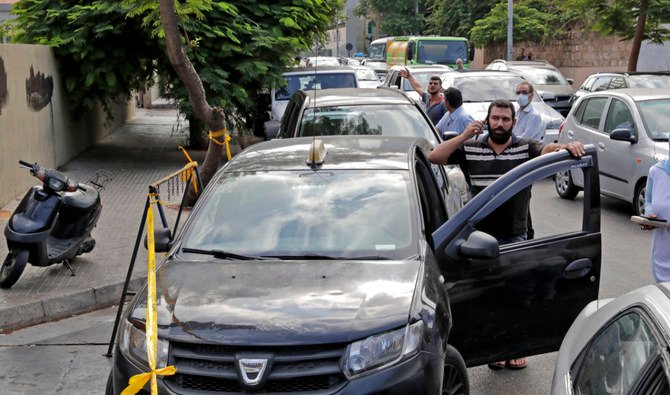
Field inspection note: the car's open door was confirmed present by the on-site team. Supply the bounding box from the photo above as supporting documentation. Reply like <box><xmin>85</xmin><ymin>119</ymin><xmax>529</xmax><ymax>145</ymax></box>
<box><xmin>433</xmin><ymin>146</ymin><xmax>601</xmax><ymax>367</ymax></box>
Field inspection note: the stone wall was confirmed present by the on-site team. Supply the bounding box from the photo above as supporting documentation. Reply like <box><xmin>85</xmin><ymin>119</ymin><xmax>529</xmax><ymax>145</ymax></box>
<box><xmin>0</xmin><ymin>44</ymin><xmax>133</xmax><ymax>207</ymax></box>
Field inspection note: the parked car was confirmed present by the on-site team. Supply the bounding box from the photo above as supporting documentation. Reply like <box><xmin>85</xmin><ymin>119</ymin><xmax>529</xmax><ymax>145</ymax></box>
<box><xmin>552</xmin><ymin>282</ymin><xmax>670</xmax><ymax>394</ymax></box>
<box><xmin>439</xmin><ymin>71</ymin><xmax>565</xmax><ymax>142</ymax></box>
<box><xmin>107</xmin><ymin>135</ymin><xmax>603</xmax><ymax>394</ymax></box>
<box><xmin>305</xmin><ymin>56</ymin><xmax>341</xmax><ymax>67</ymax></box>
<box><xmin>264</xmin><ymin>67</ymin><xmax>359</xmax><ymax>139</ymax></box>
<box><xmin>573</xmin><ymin>71</ymin><xmax>670</xmax><ymax>103</ymax></box>
<box><xmin>485</xmin><ymin>60</ymin><xmax>575</xmax><ymax>116</ymax></box>
<box><xmin>381</xmin><ymin>64</ymin><xmax>453</xmax><ymax>103</ymax></box>
<box><xmin>555</xmin><ymin>88</ymin><xmax>670</xmax><ymax>215</ymax></box>
<box><xmin>277</xmin><ymin>87</ymin><xmax>468</xmax><ymax>216</ymax></box>
<box><xmin>351</xmin><ymin>66</ymin><xmax>381</xmax><ymax>88</ymax></box>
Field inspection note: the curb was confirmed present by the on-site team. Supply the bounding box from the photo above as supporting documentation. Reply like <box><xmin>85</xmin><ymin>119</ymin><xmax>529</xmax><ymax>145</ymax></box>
<box><xmin>0</xmin><ymin>276</ymin><xmax>146</xmax><ymax>334</ymax></box>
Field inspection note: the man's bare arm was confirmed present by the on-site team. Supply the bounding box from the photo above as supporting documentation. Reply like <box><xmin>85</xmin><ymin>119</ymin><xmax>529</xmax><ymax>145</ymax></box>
<box><xmin>428</xmin><ymin>120</ymin><xmax>484</xmax><ymax>164</ymax></box>
<box><xmin>541</xmin><ymin>141</ymin><xmax>586</xmax><ymax>157</ymax></box>
<box><xmin>398</xmin><ymin>67</ymin><xmax>425</xmax><ymax>96</ymax></box>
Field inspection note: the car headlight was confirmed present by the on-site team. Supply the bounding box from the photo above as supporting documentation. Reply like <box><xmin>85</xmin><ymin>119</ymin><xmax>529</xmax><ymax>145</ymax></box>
<box><xmin>119</xmin><ymin>319</ymin><xmax>169</xmax><ymax>369</ymax></box>
<box><xmin>342</xmin><ymin>321</ymin><xmax>423</xmax><ymax>378</ymax></box>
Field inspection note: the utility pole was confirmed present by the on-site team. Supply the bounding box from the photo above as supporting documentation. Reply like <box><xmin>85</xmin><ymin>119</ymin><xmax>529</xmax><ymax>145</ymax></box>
<box><xmin>507</xmin><ymin>0</ymin><xmax>513</xmax><ymax>61</ymax></box>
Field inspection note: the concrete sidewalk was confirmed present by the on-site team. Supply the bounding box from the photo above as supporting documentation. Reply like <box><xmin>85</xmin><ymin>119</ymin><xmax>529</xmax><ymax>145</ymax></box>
<box><xmin>0</xmin><ymin>106</ymin><xmax>205</xmax><ymax>333</ymax></box>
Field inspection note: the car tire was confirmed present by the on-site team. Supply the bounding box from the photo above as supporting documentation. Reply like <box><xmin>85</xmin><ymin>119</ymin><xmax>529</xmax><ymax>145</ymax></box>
<box><xmin>442</xmin><ymin>345</ymin><xmax>469</xmax><ymax>395</ymax></box>
<box><xmin>105</xmin><ymin>371</ymin><xmax>114</xmax><ymax>395</ymax></box>
<box><xmin>0</xmin><ymin>249</ymin><xmax>29</xmax><ymax>289</ymax></box>
<box><xmin>633</xmin><ymin>180</ymin><xmax>647</xmax><ymax>216</ymax></box>
<box><xmin>555</xmin><ymin>170</ymin><xmax>579</xmax><ymax>199</ymax></box>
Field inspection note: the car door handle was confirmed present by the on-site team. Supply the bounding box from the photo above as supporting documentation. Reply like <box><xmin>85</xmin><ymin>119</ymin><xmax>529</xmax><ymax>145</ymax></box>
<box><xmin>563</xmin><ymin>258</ymin><xmax>592</xmax><ymax>279</ymax></box>
<box><xmin>597</xmin><ymin>142</ymin><xmax>605</xmax><ymax>151</ymax></box>
<box><xmin>567</xmin><ymin>130</ymin><xmax>574</xmax><ymax>138</ymax></box>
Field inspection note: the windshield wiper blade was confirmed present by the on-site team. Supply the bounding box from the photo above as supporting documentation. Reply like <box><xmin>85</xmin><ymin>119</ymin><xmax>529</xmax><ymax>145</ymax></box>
<box><xmin>181</xmin><ymin>247</ymin><xmax>263</xmax><ymax>260</ymax></box>
<box><xmin>260</xmin><ymin>253</ymin><xmax>347</xmax><ymax>260</ymax></box>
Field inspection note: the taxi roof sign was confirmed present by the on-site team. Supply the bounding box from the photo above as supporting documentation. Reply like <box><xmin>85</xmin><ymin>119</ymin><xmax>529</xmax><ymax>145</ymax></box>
<box><xmin>306</xmin><ymin>139</ymin><xmax>327</xmax><ymax>166</ymax></box>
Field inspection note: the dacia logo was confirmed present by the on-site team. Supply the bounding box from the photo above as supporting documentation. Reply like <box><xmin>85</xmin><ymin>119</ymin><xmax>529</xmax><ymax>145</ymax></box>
<box><xmin>235</xmin><ymin>356</ymin><xmax>271</xmax><ymax>387</ymax></box>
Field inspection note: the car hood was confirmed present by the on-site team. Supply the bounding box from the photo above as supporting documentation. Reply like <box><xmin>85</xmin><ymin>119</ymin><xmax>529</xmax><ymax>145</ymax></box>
<box><xmin>534</xmin><ymin>84</ymin><xmax>575</xmax><ymax>96</ymax></box>
<box><xmin>131</xmin><ymin>258</ymin><xmax>421</xmax><ymax>345</ymax></box>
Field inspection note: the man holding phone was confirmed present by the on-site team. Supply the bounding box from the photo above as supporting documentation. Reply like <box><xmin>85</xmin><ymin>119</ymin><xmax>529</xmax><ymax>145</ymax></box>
<box><xmin>428</xmin><ymin>98</ymin><xmax>585</xmax><ymax>370</ymax></box>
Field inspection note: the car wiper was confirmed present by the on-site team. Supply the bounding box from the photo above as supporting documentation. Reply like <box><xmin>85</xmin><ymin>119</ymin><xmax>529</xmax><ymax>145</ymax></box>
<box><xmin>181</xmin><ymin>247</ymin><xmax>264</xmax><ymax>260</ymax></box>
<box><xmin>261</xmin><ymin>254</ymin><xmax>393</xmax><ymax>260</ymax></box>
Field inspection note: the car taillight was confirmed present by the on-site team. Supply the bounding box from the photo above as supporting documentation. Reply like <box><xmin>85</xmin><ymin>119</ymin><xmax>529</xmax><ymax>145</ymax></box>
<box><xmin>558</xmin><ymin>121</ymin><xmax>565</xmax><ymax>135</ymax></box>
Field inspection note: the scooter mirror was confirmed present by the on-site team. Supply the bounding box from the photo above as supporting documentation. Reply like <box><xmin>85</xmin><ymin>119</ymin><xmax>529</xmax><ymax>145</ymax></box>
<box><xmin>144</xmin><ymin>227</ymin><xmax>173</xmax><ymax>253</ymax></box>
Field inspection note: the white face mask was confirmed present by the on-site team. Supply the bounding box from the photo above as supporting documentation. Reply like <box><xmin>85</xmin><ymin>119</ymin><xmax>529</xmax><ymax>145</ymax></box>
<box><xmin>517</xmin><ymin>93</ymin><xmax>530</xmax><ymax>107</ymax></box>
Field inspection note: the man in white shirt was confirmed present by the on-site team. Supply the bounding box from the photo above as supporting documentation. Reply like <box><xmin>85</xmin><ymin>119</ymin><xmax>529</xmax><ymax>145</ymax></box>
<box><xmin>513</xmin><ymin>81</ymin><xmax>545</xmax><ymax>141</ymax></box>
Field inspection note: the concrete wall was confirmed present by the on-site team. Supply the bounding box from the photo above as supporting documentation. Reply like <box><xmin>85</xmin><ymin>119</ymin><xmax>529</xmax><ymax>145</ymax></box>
<box><xmin>0</xmin><ymin>44</ymin><xmax>133</xmax><ymax>207</ymax></box>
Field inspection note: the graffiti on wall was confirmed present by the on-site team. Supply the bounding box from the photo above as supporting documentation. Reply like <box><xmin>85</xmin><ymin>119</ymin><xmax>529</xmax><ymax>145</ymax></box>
<box><xmin>26</xmin><ymin>65</ymin><xmax>53</xmax><ymax>112</ymax></box>
<box><xmin>0</xmin><ymin>57</ymin><xmax>7</xmax><ymax>115</ymax></box>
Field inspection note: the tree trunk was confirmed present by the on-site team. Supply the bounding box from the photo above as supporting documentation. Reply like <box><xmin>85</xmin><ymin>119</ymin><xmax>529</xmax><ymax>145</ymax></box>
<box><xmin>628</xmin><ymin>0</ymin><xmax>648</xmax><ymax>72</ymax></box>
<box><xmin>159</xmin><ymin>0</ymin><xmax>225</xmax><ymax>205</ymax></box>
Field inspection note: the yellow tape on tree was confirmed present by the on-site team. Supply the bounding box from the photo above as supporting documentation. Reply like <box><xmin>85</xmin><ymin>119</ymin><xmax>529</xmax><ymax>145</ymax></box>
<box><xmin>122</xmin><ymin>195</ymin><xmax>176</xmax><ymax>395</ymax></box>
<box><xmin>209</xmin><ymin>128</ymin><xmax>232</xmax><ymax>161</ymax></box>
<box><xmin>178</xmin><ymin>146</ymin><xmax>199</xmax><ymax>195</ymax></box>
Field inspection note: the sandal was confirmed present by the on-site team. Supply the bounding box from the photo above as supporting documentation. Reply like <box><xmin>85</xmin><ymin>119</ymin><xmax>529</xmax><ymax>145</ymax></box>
<box><xmin>487</xmin><ymin>361</ymin><xmax>506</xmax><ymax>370</ymax></box>
<box><xmin>506</xmin><ymin>358</ymin><xmax>528</xmax><ymax>370</ymax></box>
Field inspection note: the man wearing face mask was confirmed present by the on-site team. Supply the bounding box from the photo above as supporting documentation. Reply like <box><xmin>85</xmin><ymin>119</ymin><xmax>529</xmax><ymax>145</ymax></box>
<box><xmin>513</xmin><ymin>81</ymin><xmax>545</xmax><ymax>141</ymax></box>
<box><xmin>428</xmin><ymin>99</ymin><xmax>585</xmax><ymax>370</ymax></box>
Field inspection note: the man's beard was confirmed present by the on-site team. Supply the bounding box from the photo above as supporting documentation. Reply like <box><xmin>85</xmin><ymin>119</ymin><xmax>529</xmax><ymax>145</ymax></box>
<box><xmin>489</xmin><ymin>125</ymin><xmax>513</xmax><ymax>144</ymax></box>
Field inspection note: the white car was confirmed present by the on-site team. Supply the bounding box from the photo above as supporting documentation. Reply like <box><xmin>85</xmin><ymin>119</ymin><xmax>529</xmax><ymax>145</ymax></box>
<box><xmin>352</xmin><ymin>66</ymin><xmax>381</xmax><ymax>88</ymax></box>
<box><xmin>552</xmin><ymin>282</ymin><xmax>670</xmax><ymax>394</ymax></box>
<box><xmin>439</xmin><ymin>70</ymin><xmax>565</xmax><ymax>143</ymax></box>
<box><xmin>382</xmin><ymin>64</ymin><xmax>453</xmax><ymax>103</ymax></box>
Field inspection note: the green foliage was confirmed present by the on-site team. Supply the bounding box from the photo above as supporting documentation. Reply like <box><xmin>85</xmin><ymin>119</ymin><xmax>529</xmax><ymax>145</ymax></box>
<box><xmin>565</xmin><ymin>0</ymin><xmax>670</xmax><ymax>44</ymax></box>
<box><xmin>355</xmin><ymin>0</ymin><xmax>424</xmax><ymax>36</ymax></box>
<box><xmin>9</xmin><ymin>0</ymin><xmax>164</xmax><ymax>118</ymax></box>
<box><xmin>425</xmin><ymin>0</ymin><xmax>497</xmax><ymax>38</ymax></box>
<box><xmin>470</xmin><ymin>0</ymin><xmax>576</xmax><ymax>47</ymax></box>
<box><xmin>8</xmin><ymin>0</ymin><xmax>342</xmax><ymax>129</ymax></box>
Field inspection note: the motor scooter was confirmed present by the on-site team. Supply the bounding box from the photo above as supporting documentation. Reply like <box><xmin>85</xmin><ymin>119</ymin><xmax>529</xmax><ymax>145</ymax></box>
<box><xmin>1</xmin><ymin>160</ymin><xmax>104</xmax><ymax>288</ymax></box>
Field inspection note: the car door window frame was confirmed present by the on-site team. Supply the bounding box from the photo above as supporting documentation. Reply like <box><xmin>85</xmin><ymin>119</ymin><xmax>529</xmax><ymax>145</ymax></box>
<box><xmin>576</xmin><ymin>97</ymin><xmax>609</xmax><ymax>130</ymax></box>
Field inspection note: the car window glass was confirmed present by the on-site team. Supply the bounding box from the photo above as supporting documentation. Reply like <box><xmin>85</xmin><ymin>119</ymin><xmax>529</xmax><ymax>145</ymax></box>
<box><xmin>604</xmin><ymin>99</ymin><xmax>633</xmax><ymax>135</ymax></box>
<box><xmin>592</xmin><ymin>77</ymin><xmax>612</xmax><ymax>92</ymax></box>
<box><xmin>402</xmin><ymin>71</ymin><xmax>439</xmax><ymax>92</ymax></box>
<box><xmin>577</xmin><ymin>97</ymin><xmax>608</xmax><ymax>129</ymax></box>
<box><xmin>298</xmin><ymin>104</ymin><xmax>439</xmax><ymax>146</ymax></box>
<box><xmin>452</xmin><ymin>76</ymin><xmax>520</xmax><ymax>101</ymax></box>
<box><xmin>514</xmin><ymin>67</ymin><xmax>570</xmax><ymax>86</ymax></box>
<box><xmin>628</xmin><ymin>74</ymin><xmax>670</xmax><ymax>88</ymax></box>
<box><xmin>573</xmin><ymin>311</ymin><xmax>662</xmax><ymax>395</ymax></box>
<box><xmin>639</xmin><ymin>99</ymin><xmax>670</xmax><ymax>141</ymax></box>
<box><xmin>183</xmin><ymin>170</ymin><xmax>418</xmax><ymax>259</ymax></box>
<box><xmin>293</xmin><ymin>73</ymin><xmax>357</xmax><ymax>91</ymax></box>
<box><xmin>608</xmin><ymin>77</ymin><xmax>626</xmax><ymax>89</ymax></box>
<box><xmin>582</xmin><ymin>76</ymin><xmax>596</xmax><ymax>91</ymax></box>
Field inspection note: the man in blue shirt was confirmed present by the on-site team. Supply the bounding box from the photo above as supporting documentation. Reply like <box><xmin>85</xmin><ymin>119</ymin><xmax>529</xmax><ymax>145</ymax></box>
<box><xmin>513</xmin><ymin>81</ymin><xmax>545</xmax><ymax>141</ymax></box>
<box><xmin>435</xmin><ymin>88</ymin><xmax>475</xmax><ymax>134</ymax></box>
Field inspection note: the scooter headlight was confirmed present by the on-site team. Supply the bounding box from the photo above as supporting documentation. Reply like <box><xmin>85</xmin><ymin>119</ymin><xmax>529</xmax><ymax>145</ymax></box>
<box><xmin>119</xmin><ymin>319</ymin><xmax>169</xmax><ymax>369</ymax></box>
<box><xmin>342</xmin><ymin>321</ymin><xmax>423</xmax><ymax>378</ymax></box>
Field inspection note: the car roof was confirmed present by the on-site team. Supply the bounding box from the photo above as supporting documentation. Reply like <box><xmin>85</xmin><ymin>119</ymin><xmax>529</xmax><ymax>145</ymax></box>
<box><xmin>224</xmin><ymin>136</ymin><xmax>424</xmax><ymax>172</ymax></box>
<box><xmin>591</xmin><ymin>71</ymin><xmax>670</xmax><ymax>77</ymax></box>
<box><xmin>298</xmin><ymin>87</ymin><xmax>415</xmax><ymax>106</ymax></box>
<box><xmin>445</xmin><ymin>70</ymin><xmax>523</xmax><ymax>79</ymax></box>
<box><xmin>584</xmin><ymin>87</ymin><xmax>670</xmax><ymax>100</ymax></box>
<box><xmin>283</xmin><ymin>66</ymin><xmax>355</xmax><ymax>75</ymax></box>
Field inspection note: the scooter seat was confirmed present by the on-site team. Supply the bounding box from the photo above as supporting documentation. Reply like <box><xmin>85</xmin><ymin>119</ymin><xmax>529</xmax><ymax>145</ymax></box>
<box><xmin>61</xmin><ymin>184</ymin><xmax>100</xmax><ymax>214</ymax></box>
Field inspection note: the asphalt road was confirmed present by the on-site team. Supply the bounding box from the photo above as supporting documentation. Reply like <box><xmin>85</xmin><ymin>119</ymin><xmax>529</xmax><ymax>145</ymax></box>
<box><xmin>0</xmin><ymin>178</ymin><xmax>655</xmax><ymax>394</ymax></box>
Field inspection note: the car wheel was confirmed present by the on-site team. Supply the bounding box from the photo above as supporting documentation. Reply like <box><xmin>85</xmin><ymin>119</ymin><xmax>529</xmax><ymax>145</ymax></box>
<box><xmin>633</xmin><ymin>180</ymin><xmax>647</xmax><ymax>216</ymax></box>
<box><xmin>555</xmin><ymin>170</ymin><xmax>579</xmax><ymax>199</ymax></box>
<box><xmin>442</xmin><ymin>345</ymin><xmax>469</xmax><ymax>395</ymax></box>
<box><xmin>0</xmin><ymin>249</ymin><xmax>29</xmax><ymax>289</ymax></box>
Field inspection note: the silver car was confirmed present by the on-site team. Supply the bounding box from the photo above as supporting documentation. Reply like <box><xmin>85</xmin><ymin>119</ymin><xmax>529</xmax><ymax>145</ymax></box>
<box><xmin>555</xmin><ymin>88</ymin><xmax>670</xmax><ymax>215</ymax></box>
<box><xmin>439</xmin><ymin>71</ymin><xmax>565</xmax><ymax>143</ymax></box>
<box><xmin>552</xmin><ymin>282</ymin><xmax>670</xmax><ymax>394</ymax></box>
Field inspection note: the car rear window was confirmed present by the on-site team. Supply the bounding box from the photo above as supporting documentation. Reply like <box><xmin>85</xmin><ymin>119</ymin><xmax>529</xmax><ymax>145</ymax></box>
<box><xmin>298</xmin><ymin>104</ymin><xmax>439</xmax><ymax>146</ymax></box>
<box><xmin>276</xmin><ymin>73</ymin><xmax>358</xmax><ymax>100</ymax></box>
<box><xmin>627</xmin><ymin>75</ymin><xmax>670</xmax><ymax>89</ymax></box>
<box><xmin>182</xmin><ymin>170</ymin><xmax>417</xmax><ymax>259</ymax></box>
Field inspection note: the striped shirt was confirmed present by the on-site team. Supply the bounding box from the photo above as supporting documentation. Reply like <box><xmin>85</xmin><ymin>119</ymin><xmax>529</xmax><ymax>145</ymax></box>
<box><xmin>448</xmin><ymin>135</ymin><xmax>544</xmax><ymax>239</ymax></box>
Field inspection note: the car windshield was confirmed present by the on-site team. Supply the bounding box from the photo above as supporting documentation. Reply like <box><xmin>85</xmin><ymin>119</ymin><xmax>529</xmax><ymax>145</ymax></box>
<box><xmin>367</xmin><ymin>43</ymin><xmax>386</xmax><ymax>60</ymax></box>
<box><xmin>638</xmin><ymin>99</ymin><xmax>670</xmax><ymax>140</ymax></box>
<box><xmin>627</xmin><ymin>75</ymin><xmax>670</xmax><ymax>89</ymax></box>
<box><xmin>515</xmin><ymin>68</ymin><xmax>570</xmax><ymax>86</ymax></box>
<box><xmin>452</xmin><ymin>76</ymin><xmax>521</xmax><ymax>102</ymax></box>
<box><xmin>417</xmin><ymin>40</ymin><xmax>467</xmax><ymax>65</ymax></box>
<box><xmin>275</xmin><ymin>73</ymin><xmax>358</xmax><ymax>100</ymax></box>
<box><xmin>298</xmin><ymin>104</ymin><xmax>439</xmax><ymax>146</ymax></box>
<box><xmin>182</xmin><ymin>170</ymin><xmax>417</xmax><ymax>259</ymax></box>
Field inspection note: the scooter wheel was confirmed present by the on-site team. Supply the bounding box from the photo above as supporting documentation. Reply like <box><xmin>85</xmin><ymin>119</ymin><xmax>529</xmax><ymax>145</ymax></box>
<box><xmin>0</xmin><ymin>250</ymin><xmax>29</xmax><ymax>289</ymax></box>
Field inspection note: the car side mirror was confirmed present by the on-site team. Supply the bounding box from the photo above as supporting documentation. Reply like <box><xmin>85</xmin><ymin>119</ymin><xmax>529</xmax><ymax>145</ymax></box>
<box><xmin>469</xmin><ymin>43</ymin><xmax>475</xmax><ymax>62</ymax></box>
<box><xmin>610</xmin><ymin>128</ymin><xmax>637</xmax><ymax>143</ymax></box>
<box><xmin>407</xmin><ymin>42</ymin><xmax>415</xmax><ymax>61</ymax></box>
<box><xmin>442</xmin><ymin>131</ymin><xmax>460</xmax><ymax>141</ymax></box>
<box><xmin>567</xmin><ymin>78</ymin><xmax>574</xmax><ymax>85</ymax></box>
<box><xmin>144</xmin><ymin>227</ymin><xmax>173</xmax><ymax>253</ymax></box>
<box><xmin>453</xmin><ymin>231</ymin><xmax>500</xmax><ymax>259</ymax></box>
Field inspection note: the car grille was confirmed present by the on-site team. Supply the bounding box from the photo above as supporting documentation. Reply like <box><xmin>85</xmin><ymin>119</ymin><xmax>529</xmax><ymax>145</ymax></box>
<box><xmin>164</xmin><ymin>341</ymin><xmax>348</xmax><ymax>394</ymax></box>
